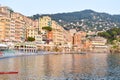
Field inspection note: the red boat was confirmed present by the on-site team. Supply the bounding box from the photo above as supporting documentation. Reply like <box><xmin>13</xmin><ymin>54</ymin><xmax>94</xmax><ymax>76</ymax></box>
<box><xmin>0</xmin><ymin>71</ymin><xmax>18</xmax><ymax>74</ymax></box>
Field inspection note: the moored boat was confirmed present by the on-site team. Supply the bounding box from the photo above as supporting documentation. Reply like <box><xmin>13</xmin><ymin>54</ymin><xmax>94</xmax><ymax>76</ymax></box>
<box><xmin>0</xmin><ymin>71</ymin><xmax>18</xmax><ymax>74</ymax></box>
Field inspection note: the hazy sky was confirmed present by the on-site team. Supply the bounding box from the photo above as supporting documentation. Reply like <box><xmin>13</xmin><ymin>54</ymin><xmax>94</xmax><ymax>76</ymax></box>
<box><xmin>0</xmin><ymin>0</ymin><xmax>120</xmax><ymax>16</ymax></box>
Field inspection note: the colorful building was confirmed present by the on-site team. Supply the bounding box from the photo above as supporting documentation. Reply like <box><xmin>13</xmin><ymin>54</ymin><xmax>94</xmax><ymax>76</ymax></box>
<box><xmin>39</xmin><ymin>16</ymin><xmax>52</xmax><ymax>32</ymax></box>
<box><xmin>73</xmin><ymin>31</ymin><xmax>86</xmax><ymax>51</ymax></box>
<box><xmin>51</xmin><ymin>20</ymin><xmax>67</xmax><ymax>45</ymax></box>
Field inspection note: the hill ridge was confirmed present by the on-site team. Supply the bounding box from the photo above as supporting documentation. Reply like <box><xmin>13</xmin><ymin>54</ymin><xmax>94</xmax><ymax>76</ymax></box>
<box><xmin>30</xmin><ymin>9</ymin><xmax>120</xmax><ymax>31</ymax></box>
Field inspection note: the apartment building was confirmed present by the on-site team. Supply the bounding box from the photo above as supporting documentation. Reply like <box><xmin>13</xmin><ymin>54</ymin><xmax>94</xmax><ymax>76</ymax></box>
<box><xmin>38</xmin><ymin>16</ymin><xmax>52</xmax><ymax>44</ymax></box>
<box><xmin>0</xmin><ymin>6</ymin><xmax>11</xmax><ymax>41</ymax></box>
<box><xmin>38</xmin><ymin>16</ymin><xmax>72</xmax><ymax>49</ymax></box>
<box><xmin>0</xmin><ymin>6</ymin><xmax>38</xmax><ymax>42</ymax></box>
<box><xmin>39</xmin><ymin>16</ymin><xmax>52</xmax><ymax>32</ymax></box>
<box><xmin>11</xmin><ymin>12</ymin><xmax>25</xmax><ymax>42</ymax></box>
<box><xmin>73</xmin><ymin>31</ymin><xmax>86</xmax><ymax>51</ymax></box>
<box><xmin>27</xmin><ymin>26</ymin><xmax>35</xmax><ymax>38</ymax></box>
<box><xmin>27</xmin><ymin>23</ymin><xmax>38</xmax><ymax>38</ymax></box>
<box><xmin>73</xmin><ymin>31</ymin><xmax>86</xmax><ymax>45</ymax></box>
<box><xmin>90</xmin><ymin>36</ymin><xmax>108</xmax><ymax>52</ymax></box>
<box><xmin>51</xmin><ymin>20</ymin><xmax>65</xmax><ymax>45</ymax></box>
<box><xmin>91</xmin><ymin>37</ymin><xmax>107</xmax><ymax>46</ymax></box>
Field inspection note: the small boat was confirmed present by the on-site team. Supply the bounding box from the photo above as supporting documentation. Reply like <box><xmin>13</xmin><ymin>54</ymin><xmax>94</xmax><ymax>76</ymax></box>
<box><xmin>0</xmin><ymin>71</ymin><xmax>18</xmax><ymax>74</ymax></box>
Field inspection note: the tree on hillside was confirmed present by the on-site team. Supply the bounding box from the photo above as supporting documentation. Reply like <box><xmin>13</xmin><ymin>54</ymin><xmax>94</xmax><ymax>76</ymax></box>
<box><xmin>98</xmin><ymin>32</ymin><xmax>111</xmax><ymax>38</ymax></box>
<box><xmin>98</xmin><ymin>27</ymin><xmax>120</xmax><ymax>44</ymax></box>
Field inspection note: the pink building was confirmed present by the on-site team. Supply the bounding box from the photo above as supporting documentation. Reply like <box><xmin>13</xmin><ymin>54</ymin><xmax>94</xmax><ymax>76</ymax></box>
<box><xmin>73</xmin><ymin>31</ymin><xmax>86</xmax><ymax>51</ymax></box>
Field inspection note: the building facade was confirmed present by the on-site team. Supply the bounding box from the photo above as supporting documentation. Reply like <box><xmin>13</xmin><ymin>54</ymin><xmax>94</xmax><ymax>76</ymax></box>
<box><xmin>73</xmin><ymin>31</ymin><xmax>86</xmax><ymax>51</ymax></box>
<box><xmin>0</xmin><ymin>6</ymin><xmax>38</xmax><ymax>42</ymax></box>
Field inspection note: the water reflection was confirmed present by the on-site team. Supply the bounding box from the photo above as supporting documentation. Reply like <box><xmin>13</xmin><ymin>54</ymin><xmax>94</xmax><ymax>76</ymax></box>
<box><xmin>19</xmin><ymin>56</ymin><xmax>37</xmax><ymax>79</ymax></box>
<box><xmin>0</xmin><ymin>58</ymin><xmax>19</xmax><ymax>80</ymax></box>
<box><xmin>106</xmin><ymin>53</ymin><xmax>120</xmax><ymax>79</ymax></box>
<box><xmin>0</xmin><ymin>53</ymin><xmax>119</xmax><ymax>80</ymax></box>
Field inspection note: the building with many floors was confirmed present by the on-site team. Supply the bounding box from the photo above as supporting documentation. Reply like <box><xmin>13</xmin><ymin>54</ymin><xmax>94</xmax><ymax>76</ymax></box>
<box><xmin>0</xmin><ymin>6</ymin><xmax>39</xmax><ymax>42</ymax></box>
<box><xmin>90</xmin><ymin>36</ymin><xmax>108</xmax><ymax>52</ymax></box>
<box><xmin>51</xmin><ymin>20</ymin><xmax>65</xmax><ymax>45</ymax></box>
<box><xmin>39</xmin><ymin>16</ymin><xmax>52</xmax><ymax>32</ymax></box>
<box><xmin>73</xmin><ymin>31</ymin><xmax>87</xmax><ymax>51</ymax></box>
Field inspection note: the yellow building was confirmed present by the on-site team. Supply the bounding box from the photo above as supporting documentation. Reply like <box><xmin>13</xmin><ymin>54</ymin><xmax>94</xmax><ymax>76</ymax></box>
<box><xmin>39</xmin><ymin>16</ymin><xmax>52</xmax><ymax>32</ymax></box>
<box><xmin>27</xmin><ymin>26</ymin><xmax>36</xmax><ymax>38</ymax></box>
<box><xmin>38</xmin><ymin>16</ymin><xmax>52</xmax><ymax>44</ymax></box>
<box><xmin>26</xmin><ymin>19</ymin><xmax>39</xmax><ymax>41</ymax></box>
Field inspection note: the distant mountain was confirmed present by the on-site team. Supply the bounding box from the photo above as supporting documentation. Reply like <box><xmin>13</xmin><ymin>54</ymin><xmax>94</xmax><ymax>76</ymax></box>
<box><xmin>30</xmin><ymin>10</ymin><xmax>120</xmax><ymax>31</ymax></box>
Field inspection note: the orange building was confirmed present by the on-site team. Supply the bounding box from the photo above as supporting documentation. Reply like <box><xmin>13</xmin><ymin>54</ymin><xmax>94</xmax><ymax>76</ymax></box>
<box><xmin>83</xmin><ymin>40</ymin><xmax>92</xmax><ymax>51</ymax></box>
<box><xmin>47</xmin><ymin>31</ymin><xmax>53</xmax><ymax>41</ymax></box>
<box><xmin>73</xmin><ymin>31</ymin><xmax>86</xmax><ymax>51</ymax></box>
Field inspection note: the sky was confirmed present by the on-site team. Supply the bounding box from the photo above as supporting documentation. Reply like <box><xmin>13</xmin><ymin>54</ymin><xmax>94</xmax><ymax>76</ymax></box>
<box><xmin>0</xmin><ymin>0</ymin><xmax>120</xmax><ymax>16</ymax></box>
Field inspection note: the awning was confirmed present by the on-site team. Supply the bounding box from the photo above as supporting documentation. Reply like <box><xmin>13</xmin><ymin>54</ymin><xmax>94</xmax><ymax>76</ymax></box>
<box><xmin>0</xmin><ymin>44</ymin><xmax>8</xmax><ymax>47</ymax></box>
